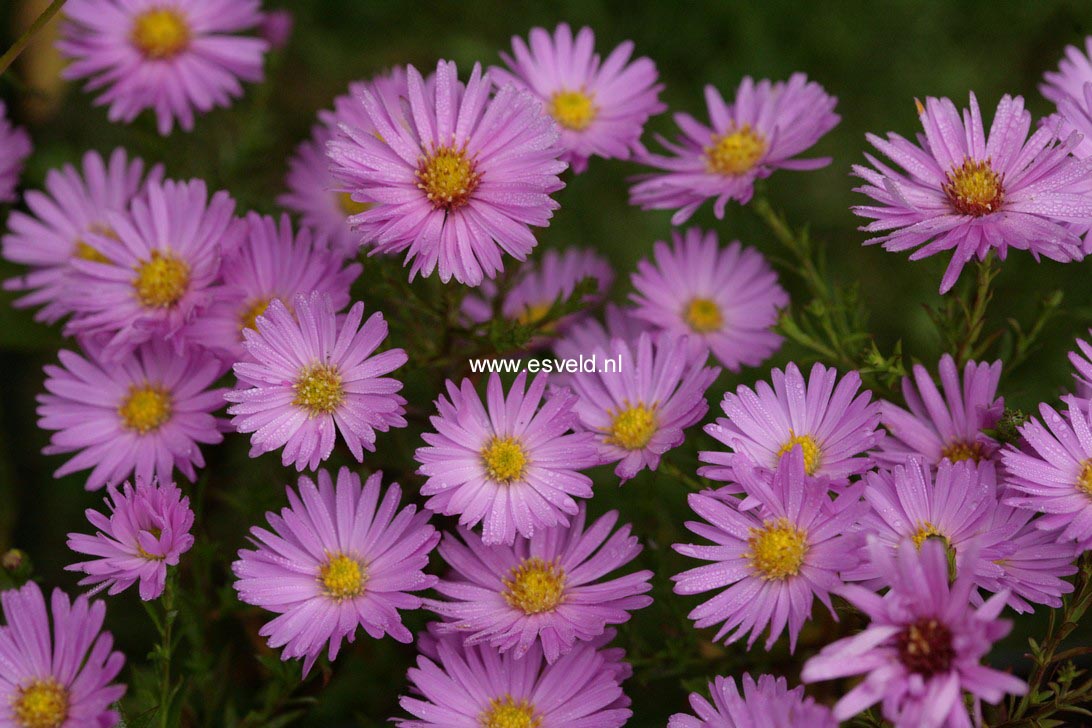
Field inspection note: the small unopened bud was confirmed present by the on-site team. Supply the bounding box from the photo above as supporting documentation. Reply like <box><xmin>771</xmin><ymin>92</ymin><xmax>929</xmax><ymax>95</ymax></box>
<box><xmin>1</xmin><ymin>549</ymin><xmax>26</xmax><ymax>572</ymax></box>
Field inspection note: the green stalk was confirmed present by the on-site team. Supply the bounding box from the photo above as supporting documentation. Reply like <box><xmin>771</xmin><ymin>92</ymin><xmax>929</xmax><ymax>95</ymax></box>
<box><xmin>0</xmin><ymin>0</ymin><xmax>68</xmax><ymax>77</ymax></box>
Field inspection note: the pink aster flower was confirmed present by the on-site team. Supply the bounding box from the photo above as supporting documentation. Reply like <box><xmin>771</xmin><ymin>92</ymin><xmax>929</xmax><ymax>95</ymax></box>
<box><xmin>461</xmin><ymin>247</ymin><xmax>613</xmax><ymax>334</ymax></box>
<box><xmin>630</xmin><ymin>74</ymin><xmax>839</xmax><ymax>223</ymax></box>
<box><xmin>188</xmin><ymin>212</ymin><xmax>361</xmax><ymax>363</ymax></box>
<box><xmin>567</xmin><ymin>332</ymin><xmax>719</xmax><ymax>481</ymax></box>
<box><xmin>328</xmin><ymin>59</ymin><xmax>567</xmax><ymax>286</ymax></box>
<box><xmin>673</xmin><ymin>449</ymin><xmax>866</xmax><ymax>651</ymax></box>
<box><xmin>1042</xmin><ymin>36</ymin><xmax>1092</xmax><ymax>108</ymax></box>
<box><xmin>63</xmin><ymin>178</ymin><xmax>243</xmax><ymax>360</ymax></box>
<box><xmin>226</xmin><ymin>292</ymin><xmax>407</xmax><ymax>471</ymax></box>
<box><xmin>424</xmin><ymin>506</ymin><xmax>652</xmax><ymax>663</ymax></box>
<box><xmin>415</xmin><ymin>372</ymin><xmax>599</xmax><ymax>546</ymax></box>
<box><xmin>491</xmin><ymin>23</ymin><xmax>664</xmax><ymax>174</ymax></box>
<box><xmin>37</xmin><ymin>339</ymin><xmax>225</xmax><ymax>491</ymax></box>
<box><xmin>629</xmin><ymin>227</ymin><xmax>788</xmax><ymax>371</ymax></box>
<box><xmin>700</xmin><ymin>361</ymin><xmax>882</xmax><ymax>488</ymax></box>
<box><xmin>853</xmin><ymin>92</ymin><xmax>1092</xmax><ymax>294</ymax></box>
<box><xmin>3</xmin><ymin>148</ymin><xmax>163</xmax><ymax>324</ymax></box>
<box><xmin>58</xmin><ymin>0</ymin><xmax>268</xmax><ymax>135</ymax></box>
<box><xmin>0</xmin><ymin>582</ymin><xmax>125</xmax><ymax>728</ymax></box>
<box><xmin>0</xmin><ymin>100</ymin><xmax>31</xmax><ymax>203</ymax></box>
<box><xmin>1001</xmin><ymin>399</ymin><xmax>1092</xmax><ymax>549</ymax></box>
<box><xmin>66</xmin><ymin>478</ymin><xmax>195</xmax><ymax>600</ymax></box>
<box><xmin>987</xmin><ymin>497</ymin><xmax>1077</xmax><ymax>613</ymax></box>
<box><xmin>669</xmin><ymin>673</ymin><xmax>836</xmax><ymax>728</ymax></box>
<box><xmin>232</xmin><ymin>467</ymin><xmax>439</xmax><ymax>673</ymax></box>
<box><xmin>396</xmin><ymin>635</ymin><xmax>630</xmax><ymax>728</ymax></box>
<box><xmin>877</xmin><ymin>354</ymin><xmax>1004</xmax><ymax>469</ymax></box>
<box><xmin>801</xmin><ymin>538</ymin><xmax>1026</xmax><ymax>728</ymax></box>
<box><xmin>1069</xmin><ymin>329</ymin><xmax>1092</xmax><ymax>402</ymax></box>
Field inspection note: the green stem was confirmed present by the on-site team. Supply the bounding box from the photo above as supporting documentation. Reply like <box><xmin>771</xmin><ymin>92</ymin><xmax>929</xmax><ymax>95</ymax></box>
<box><xmin>158</xmin><ymin>575</ymin><xmax>177</xmax><ymax>728</ymax></box>
<box><xmin>0</xmin><ymin>0</ymin><xmax>68</xmax><ymax>77</ymax></box>
<box><xmin>954</xmin><ymin>255</ymin><xmax>997</xmax><ymax>366</ymax></box>
<box><xmin>658</xmin><ymin>457</ymin><xmax>708</xmax><ymax>492</ymax></box>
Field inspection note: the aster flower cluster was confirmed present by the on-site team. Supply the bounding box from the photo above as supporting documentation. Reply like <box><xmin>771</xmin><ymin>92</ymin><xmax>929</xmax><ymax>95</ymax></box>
<box><xmin>5</xmin><ymin>7</ymin><xmax>1092</xmax><ymax>727</ymax></box>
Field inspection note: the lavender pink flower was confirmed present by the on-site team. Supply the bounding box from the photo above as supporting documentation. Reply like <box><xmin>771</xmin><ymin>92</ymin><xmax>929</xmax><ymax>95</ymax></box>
<box><xmin>396</xmin><ymin>634</ymin><xmax>630</xmax><ymax>727</ymax></box>
<box><xmin>59</xmin><ymin>0</ymin><xmax>269</xmax><ymax>135</ymax></box>
<box><xmin>700</xmin><ymin>361</ymin><xmax>882</xmax><ymax>488</ymax></box>
<box><xmin>988</xmin><ymin>496</ymin><xmax>1077</xmax><ymax>613</ymax></box>
<box><xmin>327</xmin><ymin>59</ymin><xmax>567</xmax><ymax>285</ymax></box>
<box><xmin>233</xmin><ymin>467</ymin><xmax>439</xmax><ymax>673</ymax></box>
<box><xmin>1042</xmin><ymin>35</ymin><xmax>1092</xmax><ymax>108</ymax></box>
<box><xmin>629</xmin><ymin>227</ymin><xmax>788</xmax><ymax>371</ymax></box>
<box><xmin>0</xmin><ymin>100</ymin><xmax>31</xmax><ymax>203</ymax></box>
<box><xmin>67</xmin><ymin>478</ymin><xmax>195</xmax><ymax>600</ymax></box>
<box><xmin>424</xmin><ymin>506</ymin><xmax>652</xmax><ymax>663</ymax></box>
<box><xmin>1070</xmin><ymin>329</ymin><xmax>1092</xmax><ymax>402</ymax></box>
<box><xmin>492</xmin><ymin>23</ymin><xmax>664</xmax><ymax>173</ymax></box>
<box><xmin>877</xmin><ymin>354</ymin><xmax>1003</xmax><ymax>469</ymax></box>
<box><xmin>3</xmin><ymin>148</ymin><xmax>162</xmax><ymax>324</ymax></box>
<box><xmin>853</xmin><ymin>92</ymin><xmax>1092</xmax><ymax>293</ymax></box>
<box><xmin>63</xmin><ymin>178</ymin><xmax>243</xmax><ymax>361</ymax></box>
<box><xmin>226</xmin><ymin>292</ymin><xmax>407</xmax><ymax>471</ymax></box>
<box><xmin>673</xmin><ymin>449</ymin><xmax>866</xmax><ymax>651</ymax></box>
<box><xmin>801</xmin><ymin>538</ymin><xmax>1026</xmax><ymax>727</ymax></box>
<box><xmin>567</xmin><ymin>332</ymin><xmax>719</xmax><ymax>481</ymax></box>
<box><xmin>415</xmin><ymin>372</ymin><xmax>599</xmax><ymax>546</ymax></box>
<box><xmin>630</xmin><ymin>74</ymin><xmax>839</xmax><ymax>223</ymax></box>
<box><xmin>37</xmin><ymin>339</ymin><xmax>225</xmax><ymax>491</ymax></box>
<box><xmin>669</xmin><ymin>673</ymin><xmax>836</xmax><ymax>728</ymax></box>
<box><xmin>0</xmin><ymin>581</ymin><xmax>125</xmax><ymax>728</ymax></box>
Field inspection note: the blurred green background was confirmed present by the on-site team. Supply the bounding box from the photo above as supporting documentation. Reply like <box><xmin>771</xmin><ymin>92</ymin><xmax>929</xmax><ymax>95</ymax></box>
<box><xmin>3</xmin><ymin>1</ymin><xmax>1092</xmax><ymax>725</ymax></box>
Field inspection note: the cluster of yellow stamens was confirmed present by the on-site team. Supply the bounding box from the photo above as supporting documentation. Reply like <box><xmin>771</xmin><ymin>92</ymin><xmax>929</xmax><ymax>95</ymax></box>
<box><xmin>131</xmin><ymin>8</ymin><xmax>191</xmax><ymax>60</ymax></box>
<box><xmin>944</xmin><ymin>158</ymin><xmax>1003</xmax><ymax>217</ymax></box>
<box><xmin>479</xmin><ymin>696</ymin><xmax>542</xmax><ymax>728</ymax></box>
<box><xmin>481</xmin><ymin>436</ymin><xmax>528</xmax><ymax>484</ymax></box>
<box><xmin>12</xmin><ymin>678</ymin><xmax>69</xmax><ymax>728</ymax></box>
<box><xmin>705</xmin><ymin>125</ymin><xmax>766</xmax><ymax>175</ymax></box>
<box><xmin>118</xmin><ymin>384</ymin><xmax>173</xmax><ymax>434</ymax></box>
<box><xmin>548</xmin><ymin>90</ymin><xmax>597</xmax><ymax>131</ymax></box>
<box><xmin>684</xmin><ymin>297</ymin><xmax>723</xmax><ymax>333</ymax></box>
<box><xmin>319</xmin><ymin>553</ymin><xmax>367</xmax><ymax>601</ymax></box>
<box><xmin>416</xmin><ymin>145</ymin><xmax>480</xmax><ymax>211</ymax></box>
<box><xmin>605</xmin><ymin>403</ymin><xmax>658</xmax><ymax>451</ymax></box>
<box><xmin>133</xmin><ymin>250</ymin><xmax>190</xmax><ymax>309</ymax></box>
<box><xmin>940</xmin><ymin>439</ymin><xmax>986</xmax><ymax>464</ymax></box>
<box><xmin>775</xmin><ymin>431</ymin><xmax>822</xmax><ymax>476</ymax></box>
<box><xmin>337</xmin><ymin>192</ymin><xmax>373</xmax><ymax>216</ymax></box>
<box><xmin>293</xmin><ymin>364</ymin><xmax>345</xmax><ymax>416</ymax></box>
<box><xmin>746</xmin><ymin>517</ymin><xmax>809</xmax><ymax>580</ymax></box>
<box><xmin>1079</xmin><ymin>459</ymin><xmax>1092</xmax><ymax>497</ymax></box>
<box><xmin>502</xmin><ymin>557</ymin><xmax>566</xmax><ymax>615</ymax></box>
<box><xmin>238</xmin><ymin>297</ymin><xmax>271</xmax><ymax>333</ymax></box>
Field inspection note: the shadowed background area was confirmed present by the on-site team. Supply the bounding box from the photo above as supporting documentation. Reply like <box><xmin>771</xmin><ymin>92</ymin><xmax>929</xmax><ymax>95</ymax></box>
<box><xmin>2</xmin><ymin>1</ymin><xmax>1092</xmax><ymax>725</ymax></box>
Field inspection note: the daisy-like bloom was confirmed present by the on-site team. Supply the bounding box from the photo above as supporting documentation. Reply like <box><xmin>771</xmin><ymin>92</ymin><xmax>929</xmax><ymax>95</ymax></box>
<box><xmin>1070</xmin><ymin>329</ymin><xmax>1092</xmax><ymax>402</ymax></box>
<box><xmin>568</xmin><ymin>332</ymin><xmax>719</xmax><ymax>481</ymax></box>
<box><xmin>877</xmin><ymin>354</ymin><xmax>1003</xmax><ymax>469</ymax></box>
<box><xmin>396</xmin><ymin>635</ymin><xmax>630</xmax><ymax>728</ymax></box>
<box><xmin>700</xmin><ymin>361</ymin><xmax>882</xmax><ymax>488</ymax></box>
<box><xmin>415</xmin><ymin>371</ymin><xmax>599</xmax><ymax>546</ymax></box>
<box><xmin>188</xmin><ymin>212</ymin><xmax>362</xmax><ymax>363</ymax></box>
<box><xmin>1001</xmin><ymin>399</ymin><xmax>1092</xmax><ymax>549</ymax></box>
<box><xmin>630</xmin><ymin>74</ymin><xmax>839</xmax><ymax>224</ymax></box>
<box><xmin>0</xmin><ymin>100</ymin><xmax>31</xmax><ymax>203</ymax></box>
<box><xmin>853</xmin><ymin>93</ymin><xmax>1092</xmax><ymax>294</ymax></box>
<box><xmin>58</xmin><ymin>0</ymin><xmax>268</xmax><ymax>135</ymax></box>
<box><xmin>629</xmin><ymin>227</ymin><xmax>788</xmax><ymax>371</ymax></box>
<box><xmin>424</xmin><ymin>506</ymin><xmax>653</xmax><ymax>663</ymax></box>
<box><xmin>801</xmin><ymin>538</ymin><xmax>1026</xmax><ymax>727</ymax></box>
<box><xmin>37</xmin><ymin>340</ymin><xmax>225</xmax><ymax>491</ymax></box>
<box><xmin>491</xmin><ymin>23</ymin><xmax>664</xmax><ymax>174</ymax></box>
<box><xmin>66</xmin><ymin>478</ymin><xmax>195</xmax><ymax>600</ymax></box>
<box><xmin>1042</xmin><ymin>36</ymin><xmax>1092</xmax><ymax>108</ymax></box>
<box><xmin>669</xmin><ymin>673</ymin><xmax>836</xmax><ymax>728</ymax></box>
<box><xmin>226</xmin><ymin>292</ymin><xmax>407</xmax><ymax>471</ymax></box>
<box><xmin>3</xmin><ymin>148</ymin><xmax>162</xmax><ymax>324</ymax></box>
<box><xmin>673</xmin><ymin>449</ymin><xmax>865</xmax><ymax>651</ymax></box>
<box><xmin>64</xmin><ymin>178</ymin><xmax>243</xmax><ymax>360</ymax></box>
<box><xmin>232</xmin><ymin>467</ymin><xmax>439</xmax><ymax>673</ymax></box>
<box><xmin>987</xmin><ymin>497</ymin><xmax>1077</xmax><ymax>613</ymax></box>
<box><xmin>327</xmin><ymin>59</ymin><xmax>567</xmax><ymax>286</ymax></box>
<box><xmin>461</xmin><ymin>247</ymin><xmax>613</xmax><ymax>335</ymax></box>
<box><xmin>0</xmin><ymin>581</ymin><xmax>125</xmax><ymax>728</ymax></box>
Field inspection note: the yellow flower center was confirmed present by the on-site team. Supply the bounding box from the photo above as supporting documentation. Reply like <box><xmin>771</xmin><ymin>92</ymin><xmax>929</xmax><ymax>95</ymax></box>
<box><xmin>238</xmin><ymin>297</ymin><xmax>271</xmax><ymax>333</ymax></box>
<box><xmin>911</xmin><ymin>522</ymin><xmax>949</xmax><ymax>550</ymax></box>
<box><xmin>747</xmin><ymin>517</ymin><xmax>809</xmax><ymax>580</ymax></box>
<box><xmin>481</xmin><ymin>436</ymin><xmax>528</xmax><ymax>483</ymax></box>
<box><xmin>133</xmin><ymin>250</ymin><xmax>190</xmax><ymax>309</ymax></box>
<box><xmin>136</xmin><ymin>527</ymin><xmax>164</xmax><ymax>560</ymax></box>
<box><xmin>776</xmin><ymin>431</ymin><xmax>822</xmax><ymax>476</ymax></box>
<box><xmin>548</xmin><ymin>90</ymin><xmax>597</xmax><ymax>131</ymax></box>
<box><xmin>337</xmin><ymin>191</ymin><xmax>373</xmax><ymax>216</ymax></box>
<box><xmin>416</xmin><ymin>145</ymin><xmax>480</xmax><ymax>211</ymax></box>
<box><xmin>1078</xmin><ymin>459</ymin><xmax>1092</xmax><ymax>498</ymax></box>
<box><xmin>502</xmin><ymin>557</ymin><xmax>565</xmax><ymax>615</ymax></box>
<box><xmin>705</xmin><ymin>125</ymin><xmax>766</xmax><ymax>175</ymax></box>
<box><xmin>13</xmin><ymin>678</ymin><xmax>69</xmax><ymax>728</ymax></box>
<box><xmin>292</xmin><ymin>364</ymin><xmax>345</xmax><ymax>416</ymax></box>
<box><xmin>73</xmin><ymin>240</ymin><xmax>110</xmax><ymax>264</ymax></box>
<box><xmin>480</xmin><ymin>696</ymin><xmax>542</xmax><ymax>728</ymax></box>
<box><xmin>940</xmin><ymin>439</ymin><xmax>985</xmax><ymax>464</ymax></box>
<box><xmin>131</xmin><ymin>8</ymin><xmax>191</xmax><ymax>60</ymax></box>
<box><xmin>118</xmin><ymin>384</ymin><xmax>172</xmax><ymax>434</ymax></box>
<box><xmin>684</xmin><ymin>297</ymin><xmax>723</xmax><ymax>333</ymax></box>
<box><xmin>606</xmin><ymin>403</ymin><xmax>658</xmax><ymax>451</ymax></box>
<box><xmin>319</xmin><ymin>553</ymin><xmax>367</xmax><ymax>601</ymax></box>
<box><xmin>944</xmin><ymin>158</ymin><xmax>1003</xmax><ymax>217</ymax></box>
<box><xmin>515</xmin><ymin>302</ymin><xmax>553</xmax><ymax>329</ymax></box>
